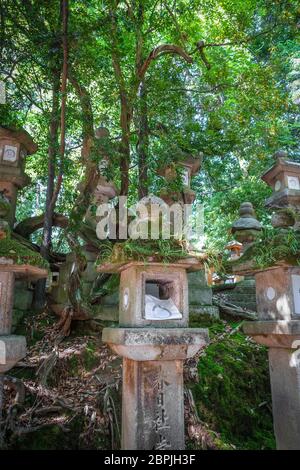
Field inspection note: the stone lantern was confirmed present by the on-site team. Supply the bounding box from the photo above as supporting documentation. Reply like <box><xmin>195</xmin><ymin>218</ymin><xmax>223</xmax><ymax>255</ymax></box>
<box><xmin>225</xmin><ymin>240</ymin><xmax>243</xmax><ymax>261</ymax></box>
<box><xmin>231</xmin><ymin>152</ymin><xmax>300</xmax><ymax>449</ymax></box>
<box><xmin>231</xmin><ymin>202</ymin><xmax>262</xmax><ymax>248</ymax></box>
<box><xmin>262</xmin><ymin>150</ymin><xmax>300</xmax><ymax>228</ymax></box>
<box><xmin>0</xmin><ymin>128</ymin><xmax>47</xmax><ymax>413</ymax></box>
<box><xmin>157</xmin><ymin>153</ymin><xmax>218</xmax><ymax>317</ymax></box>
<box><xmin>98</xmin><ymin>256</ymin><xmax>208</xmax><ymax>450</ymax></box>
<box><xmin>0</xmin><ymin>126</ymin><xmax>37</xmax><ymax>226</ymax></box>
<box><xmin>236</xmin><ymin>264</ymin><xmax>300</xmax><ymax>449</ymax></box>
<box><xmin>158</xmin><ymin>153</ymin><xmax>203</xmax><ymax>205</ymax></box>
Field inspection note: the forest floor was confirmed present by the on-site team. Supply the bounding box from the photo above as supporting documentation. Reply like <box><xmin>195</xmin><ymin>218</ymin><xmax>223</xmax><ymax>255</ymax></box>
<box><xmin>0</xmin><ymin>310</ymin><xmax>275</xmax><ymax>450</ymax></box>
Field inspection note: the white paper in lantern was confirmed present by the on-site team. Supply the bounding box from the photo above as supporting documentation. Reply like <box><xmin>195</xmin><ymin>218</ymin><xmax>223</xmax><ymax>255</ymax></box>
<box><xmin>144</xmin><ymin>294</ymin><xmax>182</xmax><ymax>320</ymax></box>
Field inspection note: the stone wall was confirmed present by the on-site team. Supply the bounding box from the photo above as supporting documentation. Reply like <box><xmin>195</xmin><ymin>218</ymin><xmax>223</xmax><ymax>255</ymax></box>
<box><xmin>216</xmin><ymin>277</ymin><xmax>257</xmax><ymax>312</ymax></box>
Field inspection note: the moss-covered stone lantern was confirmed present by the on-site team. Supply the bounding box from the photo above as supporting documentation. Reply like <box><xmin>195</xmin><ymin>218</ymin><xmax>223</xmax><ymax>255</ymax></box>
<box><xmin>262</xmin><ymin>150</ymin><xmax>300</xmax><ymax>229</ymax></box>
<box><xmin>0</xmin><ymin>129</ymin><xmax>47</xmax><ymax>416</ymax></box>
<box><xmin>230</xmin><ymin>152</ymin><xmax>300</xmax><ymax>449</ymax></box>
<box><xmin>158</xmin><ymin>153</ymin><xmax>203</xmax><ymax>205</ymax></box>
<box><xmin>97</xmin><ymin>211</ymin><xmax>208</xmax><ymax>449</ymax></box>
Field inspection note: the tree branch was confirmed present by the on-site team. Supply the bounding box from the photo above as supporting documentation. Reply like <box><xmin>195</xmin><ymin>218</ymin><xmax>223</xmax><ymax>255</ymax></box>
<box><xmin>138</xmin><ymin>44</ymin><xmax>193</xmax><ymax>81</ymax></box>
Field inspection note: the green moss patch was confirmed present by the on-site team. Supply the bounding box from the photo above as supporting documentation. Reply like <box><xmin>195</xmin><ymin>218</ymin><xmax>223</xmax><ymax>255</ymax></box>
<box><xmin>231</xmin><ymin>227</ymin><xmax>300</xmax><ymax>271</ymax></box>
<box><xmin>0</xmin><ymin>237</ymin><xmax>49</xmax><ymax>269</ymax></box>
<box><xmin>96</xmin><ymin>238</ymin><xmax>192</xmax><ymax>266</ymax></box>
<box><xmin>189</xmin><ymin>318</ymin><xmax>275</xmax><ymax>450</ymax></box>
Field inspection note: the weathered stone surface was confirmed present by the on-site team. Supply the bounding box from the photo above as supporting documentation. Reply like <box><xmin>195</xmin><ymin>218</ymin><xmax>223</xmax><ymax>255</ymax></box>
<box><xmin>255</xmin><ymin>266</ymin><xmax>300</xmax><ymax>321</ymax></box>
<box><xmin>102</xmin><ymin>327</ymin><xmax>208</xmax><ymax>361</ymax></box>
<box><xmin>188</xmin><ymin>270</ymin><xmax>219</xmax><ymax>317</ymax></box>
<box><xmin>243</xmin><ymin>319</ymin><xmax>300</xmax><ymax>347</ymax></box>
<box><xmin>188</xmin><ymin>270</ymin><xmax>207</xmax><ymax>286</ymax></box>
<box><xmin>103</xmin><ymin>325</ymin><xmax>209</xmax><ymax>449</ymax></box>
<box><xmin>232</xmin><ymin>202</ymin><xmax>262</xmax><ymax>232</ymax></box>
<box><xmin>101</xmin><ymin>257</ymin><xmax>209</xmax><ymax>450</ymax></box>
<box><xmin>189</xmin><ymin>286</ymin><xmax>212</xmax><ymax>306</ymax></box>
<box><xmin>0</xmin><ymin>271</ymin><xmax>14</xmax><ymax>334</ymax></box>
<box><xmin>118</xmin><ymin>264</ymin><xmax>189</xmax><ymax>328</ymax></box>
<box><xmin>14</xmin><ymin>280</ymin><xmax>33</xmax><ymax>311</ymax></box>
<box><xmin>265</xmin><ymin>188</ymin><xmax>300</xmax><ymax>210</ymax></box>
<box><xmin>122</xmin><ymin>359</ymin><xmax>185</xmax><ymax>450</ymax></box>
<box><xmin>268</xmin><ymin>347</ymin><xmax>300</xmax><ymax>450</ymax></box>
<box><xmin>0</xmin><ymin>335</ymin><xmax>26</xmax><ymax>373</ymax></box>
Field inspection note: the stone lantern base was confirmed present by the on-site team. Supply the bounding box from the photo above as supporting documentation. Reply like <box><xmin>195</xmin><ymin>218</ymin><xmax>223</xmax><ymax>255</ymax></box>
<box><xmin>0</xmin><ymin>335</ymin><xmax>26</xmax><ymax>373</ymax></box>
<box><xmin>103</xmin><ymin>327</ymin><xmax>208</xmax><ymax>450</ymax></box>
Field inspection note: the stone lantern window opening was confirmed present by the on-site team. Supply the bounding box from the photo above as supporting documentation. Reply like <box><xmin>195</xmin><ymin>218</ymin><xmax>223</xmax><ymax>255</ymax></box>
<box><xmin>143</xmin><ymin>276</ymin><xmax>183</xmax><ymax>321</ymax></box>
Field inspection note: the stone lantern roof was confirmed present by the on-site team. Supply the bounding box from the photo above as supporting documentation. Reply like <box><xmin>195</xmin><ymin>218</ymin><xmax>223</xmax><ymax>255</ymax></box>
<box><xmin>261</xmin><ymin>150</ymin><xmax>300</xmax><ymax>188</ymax></box>
<box><xmin>0</xmin><ymin>126</ymin><xmax>37</xmax><ymax>155</ymax></box>
<box><xmin>179</xmin><ymin>153</ymin><xmax>203</xmax><ymax>176</ymax></box>
<box><xmin>231</xmin><ymin>202</ymin><xmax>262</xmax><ymax>233</ymax></box>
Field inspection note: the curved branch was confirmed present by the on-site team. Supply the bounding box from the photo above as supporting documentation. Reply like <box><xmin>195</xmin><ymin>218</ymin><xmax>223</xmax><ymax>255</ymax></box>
<box><xmin>138</xmin><ymin>44</ymin><xmax>193</xmax><ymax>81</ymax></box>
<box><xmin>15</xmin><ymin>213</ymin><xmax>69</xmax><ymax>239</ymax></box>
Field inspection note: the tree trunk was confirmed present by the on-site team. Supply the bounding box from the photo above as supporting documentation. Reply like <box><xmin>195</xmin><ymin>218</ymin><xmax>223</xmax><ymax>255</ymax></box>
<box><xmin>32</xmin><ymin>70</ymin><xmax>60</xmax><ymax>311</ymax></box>
<box><xmin>33</xmin><ymin>0</ymin><xmax>69</xmax><ymax>311</ymax></box>
<box><xmin>137</xmin><ymin>80</ymin><xmax>149</xmax><ymax>199</ymax></box>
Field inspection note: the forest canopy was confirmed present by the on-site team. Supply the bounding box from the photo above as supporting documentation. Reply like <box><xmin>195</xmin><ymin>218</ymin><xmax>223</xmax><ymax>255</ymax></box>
<box><xmin>0</xmin><ymin>0</ymin><xmax>299</xmax><ymax>252</ymax></box>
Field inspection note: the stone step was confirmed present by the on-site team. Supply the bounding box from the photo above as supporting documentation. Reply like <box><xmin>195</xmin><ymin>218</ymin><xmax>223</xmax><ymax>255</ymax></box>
<box><xmin>232</xmin><ymin>287</ymin><xmax>256</xmax><ymax>294</ymax></box>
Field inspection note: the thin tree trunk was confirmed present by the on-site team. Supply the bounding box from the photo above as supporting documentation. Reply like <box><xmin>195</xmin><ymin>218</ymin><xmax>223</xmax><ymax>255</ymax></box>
<box><xmin>110</xmin><ymin>4</ymin><xmax>131</xmax><ymax>196</ymax></box>
<box><xmin>32</xmin><ymin>70</ymin><xmax>60</xmax><ymax>311</ymax></box>
<box><xmin>33</xmin><ymin>0</ymin><xmax>68</xmax><ymax>311</ymax></box>
<box><xmin>137</xmin><ymin>80</ymin><xmax>149</xmax><ymax>199</ymax></box>
<box><xmin>68</xmin><ymin>73</ymin><xmax>96</xmax><ymax>218</ymax></box>
<box><xmin>51</xmin><ymin>0</ymin><xmax>69</xmax><ymax>207</ymax></box>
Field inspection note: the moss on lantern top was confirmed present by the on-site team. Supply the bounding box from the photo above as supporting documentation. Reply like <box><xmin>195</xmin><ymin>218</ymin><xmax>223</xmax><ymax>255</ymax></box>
<box><xmin>230</xmin><ymin>227</ymin><xmax>300</xmax><ymax>271</ymax></box>
<box><xmin>96</xmin><ymin>238</ymin><xmax>194</xmax><ymax>266</ymax></box>
<box><xmin>0</xmin><ymin>237</ymin><xmax>49</xmax><ymax>269</ymax></box>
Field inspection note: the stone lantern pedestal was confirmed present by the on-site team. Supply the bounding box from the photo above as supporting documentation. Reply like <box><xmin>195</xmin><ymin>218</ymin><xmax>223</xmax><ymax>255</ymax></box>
<box><xmin>226</xmin><ymin>152</ymin><xmax>300</xmax><ymax>449</ymax></box>
<box><xmin>234</xmin><ymin>263</ymin><xmax>300</xmax><ymax>449</ymax></box>
<box><xmin>243</xmin><ymin>264</ymin><xmax>300</xmax><ymax>449</ymax></box>
<box><xmin>98</xmin><ymin>259</ymin><xmax>209</xmax><ymax>450</ymax></box>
